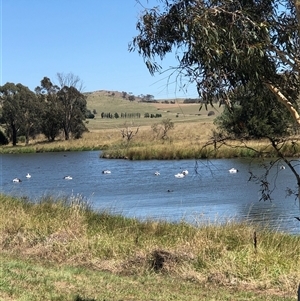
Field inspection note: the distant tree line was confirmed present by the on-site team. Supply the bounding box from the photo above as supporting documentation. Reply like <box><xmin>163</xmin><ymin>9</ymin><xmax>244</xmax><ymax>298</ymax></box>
<box><xmin>161</xmin><ymin>100</ymin><xmax>175</xmax><ymax>104</ymax></box>
<box><xmin>0</xmin><ymin>73</ymin><xmax>89</xmax><ymax>146</ymax></box>
<box><xmin>121</xmin><ymin>91</ymin><xmax>157</xmax><ymax>103</ymax></box>
<box><xmin>183</xmin><ymin>98</ymin><xmax>201</xmax><ymax>104</ymax></box>
<box><xmin>100</xmin><ymin>112</ymin><xmax>163</xmax><ymax>119</ymax></box>
<box><xmin>101</xmin><ymin>112</ymin><xmax>141</xmax><ymax>119</ymax></box>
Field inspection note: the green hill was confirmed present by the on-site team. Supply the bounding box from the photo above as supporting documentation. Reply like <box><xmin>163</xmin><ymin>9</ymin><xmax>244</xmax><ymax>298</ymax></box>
<box><xmin>85</xmin><ymin>90</ymin><xmax>223</xmax><ymax>130</ymax></box>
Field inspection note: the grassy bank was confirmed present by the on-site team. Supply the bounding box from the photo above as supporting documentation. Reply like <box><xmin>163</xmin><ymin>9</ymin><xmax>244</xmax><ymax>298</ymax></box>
<box><xmin>0</xmin><ymin>194</ymin><xmax>299</xmax><ymax>300</ymax></box>
<box><xmin>0</xmin><ymin>120</ymin><xmax>215</xmax><ymax>155</ymax></box>
<box><xmin>2</xmin><ymin>121</ymin><xmax>300</xmax><ymax>160</ymax></box>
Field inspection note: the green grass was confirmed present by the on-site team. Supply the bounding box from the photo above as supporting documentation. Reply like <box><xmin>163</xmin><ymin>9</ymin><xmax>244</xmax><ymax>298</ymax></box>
<box><xmin>2</xmin><ymin>254</ymin><xmax>296</xmax><ymax>301</ymax></box>
<box><xmin>0</xmin><ymin>194</ymin><xmax>299</xmax><ymax>300</ymax></box>
<box><xmin>85</xmin><ymin>91</ymin><xmax>220</xmax><ymax>130</ymax></box>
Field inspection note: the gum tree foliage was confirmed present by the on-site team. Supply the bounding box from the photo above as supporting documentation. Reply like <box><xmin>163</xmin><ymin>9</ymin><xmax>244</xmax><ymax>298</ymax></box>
<box><xmin>214</xmin><ymin>83</ymin><xmax>294</xmax><ymax>139</ymax></box>
<box><xmin>35</xmin><ymin>77</ymin><xmax>63</xmax><ymax>141</ymax></box>
<box><xmin>130</xmin><ymin>0</ymin><xmax>300</xmax><ymax>198</ymax></box>
<box><xmin>0</xmin><ymin>83</ymin><xmax>41</xmax><ymax>146</ymax></box>
<box><xmin>19</xmin><ymin>84</ymin><xmax>43</xmax><ymax>145</ymax></box>
<box><xmin>130</xmin><ymin>1</ymin><xmax>300</xmax><ymax>113</ymax></box>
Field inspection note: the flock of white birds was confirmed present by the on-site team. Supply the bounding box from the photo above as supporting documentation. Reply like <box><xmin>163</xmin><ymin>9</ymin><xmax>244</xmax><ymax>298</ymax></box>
<box><xmin>13</xmin><ymin>167</ymin><xmax>244</xmax><ymax>183</ymax></box>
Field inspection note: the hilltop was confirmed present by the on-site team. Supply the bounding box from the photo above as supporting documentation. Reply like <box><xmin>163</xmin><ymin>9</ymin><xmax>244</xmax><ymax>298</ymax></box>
<box><xmin>85</xmin><ymin>89</ymin><xmax>185</xmax><ymax>102</ymax></box>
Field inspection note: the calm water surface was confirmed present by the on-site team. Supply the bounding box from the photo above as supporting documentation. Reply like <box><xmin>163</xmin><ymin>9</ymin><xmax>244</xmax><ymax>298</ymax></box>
<box><xmin>1</xmin><ymin>151</ymin><xmax>300</xmax><ymax>234</ymax></box>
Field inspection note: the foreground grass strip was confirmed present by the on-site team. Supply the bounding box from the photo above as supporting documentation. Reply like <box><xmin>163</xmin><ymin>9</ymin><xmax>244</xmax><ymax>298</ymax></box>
<box><xmin>0</xmin><ymin>194</ymin><xmax>299</xmax><ymax>300</ymax></box>
<box><xmin>0</xmin><ymin>254</ymin><xmax>296</xmax><ymax>301</ymax></box>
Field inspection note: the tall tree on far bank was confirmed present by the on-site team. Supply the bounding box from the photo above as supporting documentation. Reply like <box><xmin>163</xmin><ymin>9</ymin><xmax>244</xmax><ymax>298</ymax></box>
<box><xmin>35</xmin><ymin>77</ymin><xmax>63</xmax><ymax>141</ymax></box>
<box><xmin>0</xmin><ymin>83</ymin><xmax>40</xmax><ymax>145</ymax></box>
<box><xmin>56</xmin><ymin>73</ymin><xmax>87</xmax><ymax>140</ymax></box>
<box><xmin>0</xmin><ymin>83</ymin><xmax>22</xmax><ymax>146</ymax></box>
<box><xmin>36</xmin><ymin>73</ymin><xmax>87</xmax><ymax>141</ymax></box>
<box><xmin>20</xmin><ymin>84</ymin><xmax>43</xmax><ymax>145</ymax></box>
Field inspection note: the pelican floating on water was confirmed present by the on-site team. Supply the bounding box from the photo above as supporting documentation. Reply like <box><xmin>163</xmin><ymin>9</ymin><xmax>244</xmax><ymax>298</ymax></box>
<box><xmin>175</xmin><ymin>173</ymin><xmax>185</xmax><ymax>178</ymax></box>
<box><xmin>26</xmin><ymin>173</ymin><xmax>31</xmax><ymax>178</ymax></box>
<box><xmin>229</xmin><ymin>168</ymin><xmax>238</xmax><ymax>173</ymax></box>
<box><xmin>13</xmin><ymin>178</ymin><xmax>22</xmax><ymax>183</ymax></box>
<box><xmin>63</xmin><ymin>175</ymin><xmax>72</xmax><ymax>180</ymax></box>
<box><xmin>102</xmin><ymin>170</ymin><xmax>111</xmax><ymax>174</ymax></box>
<box><xmin>280</xmin><ymin>165</ymin><xmax>286</xmax><ymax>170</ymax></box>
<box><xmin>182</xmin><ymin>170</ymin><xmax>189</xmax><ymax>175</ymax></box>
<box><xmin>154</xmin><ymin>171</ymin><xmax>160</xmax><ymax>176</ymax></box>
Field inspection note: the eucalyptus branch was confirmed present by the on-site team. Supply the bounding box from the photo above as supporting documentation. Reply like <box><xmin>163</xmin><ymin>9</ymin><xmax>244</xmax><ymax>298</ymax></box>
<box><xmin>268</xmin><ymin>136</ymin><xmax>300</xmax><ymax>188</ymax></box>
<box><xmin>269</xmin><ymin>45</ymin><xmax>300</xmax><ymax>72</ymax></box>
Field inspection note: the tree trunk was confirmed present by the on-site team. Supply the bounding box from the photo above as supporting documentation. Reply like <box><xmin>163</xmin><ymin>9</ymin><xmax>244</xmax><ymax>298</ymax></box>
<box><xmin>265</xmin><ymin>83</ymin><xmax>300</xmax><ymax>125</ymax></box>
<box><xmin>25</xmin><ymin>129</ymin><xmax>30</xmax><ymax>145</ymax></box>
<box><xmin>12</xmin><ymin>125</ymin><xmax>17</xmax><ymax>146</ymax></box>
<box><xmin>64</xmin><ymin>127</ymin><xmax>69</xmax><ymax>140</ymax></box>
<box><xmin>294</xmin><ymin>0</ymin><xmax>300</xmax><ymax>32</ymax></box>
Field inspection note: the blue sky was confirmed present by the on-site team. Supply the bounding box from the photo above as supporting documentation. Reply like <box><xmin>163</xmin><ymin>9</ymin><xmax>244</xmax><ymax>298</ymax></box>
<box><xmin>0</xmin><ymin>0</ymin><xmax>198</xmax><ymax>99</ymax></box>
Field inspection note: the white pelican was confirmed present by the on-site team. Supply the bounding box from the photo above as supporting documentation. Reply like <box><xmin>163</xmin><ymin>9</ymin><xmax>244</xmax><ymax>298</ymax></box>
<box><xmin>13</xmin><ymin>178</ymin><xmax>22</xmax><ymax>183</ymax></box>
<box><xmin>63</xmin><ymin>176</ymin><xmax>72</xmax><ymax>180</ymax></box>
<box><xmin>280</xmin><ymin>165</ymin><xmax>286</xmax><ymax>170</ymax></box>
<box><xmin>229</xmin><ymin>168</ymin><xmax>238</xmax><ymax>173</ymax></box>
<box><xmin>182</xmin><ymin>170</ymin><xmax>189</xmax><ymax>175</ymax></box>
<box><xmin>102</xmin><ymin>170</ymin><xmax>111</xmax><ymax>174</ymax></box>
<box><xmin>154</xmin><ymin>171</ymin><xmax>160</xmax><ymax>176</ymax></box>
<box><xmin>26</xmin><ymin>173</ymin><xmax>31</xmax><ymax>178</ymax></box>
<box><xmin>175</xmin><ymin>173</ymin><xmax>185</xmax><ymax>178</ymax></box>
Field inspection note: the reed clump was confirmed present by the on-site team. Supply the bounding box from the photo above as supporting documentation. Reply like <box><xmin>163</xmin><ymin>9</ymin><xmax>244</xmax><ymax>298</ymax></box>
<box><xmin>0</xmin><ymin>193</ymin><xmax>299</xmax><ymax>300</ymax></box>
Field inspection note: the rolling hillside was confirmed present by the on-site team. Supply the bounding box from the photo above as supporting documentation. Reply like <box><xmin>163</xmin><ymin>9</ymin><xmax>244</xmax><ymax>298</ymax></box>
<box><xmin>85</xmin><ymin>90</ymin><xmax>223</xmax><ymax>130</ymax></box>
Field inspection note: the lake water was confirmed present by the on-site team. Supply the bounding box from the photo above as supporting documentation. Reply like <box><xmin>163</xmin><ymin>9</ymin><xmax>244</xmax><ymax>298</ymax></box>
<box><xmin>1</xmin><ymin>151</ymin><xmax>300</xmax><ymax>235</ymax></box>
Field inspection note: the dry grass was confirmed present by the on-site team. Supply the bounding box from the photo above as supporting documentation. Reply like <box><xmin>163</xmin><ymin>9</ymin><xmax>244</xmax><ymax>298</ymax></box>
<box><xmin>0</xmin><ymin>119</ymin><xmax>217</xmax><ymax>153</ymax></box>
<box><xmin>3</xmin><ymin>121</ymin><xmax>299</xmax><ymax>160</ymax></box>
<box><xmin>1</xmin><ymin>194</ymin><xmax>299</xmax><ymax>300</ymax></box>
